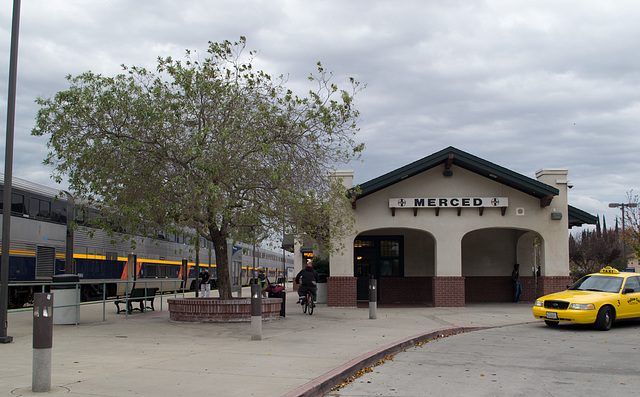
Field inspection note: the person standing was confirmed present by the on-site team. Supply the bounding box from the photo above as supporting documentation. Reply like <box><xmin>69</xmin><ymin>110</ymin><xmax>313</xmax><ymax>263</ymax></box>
<box><xmin>257</xmin><ymin>266</ymin><xmax>268</xmax><ymax>297</ymax></box>
<box><xmin>512</xmin><ymin>263</ymin><xmax>522</xmax><ymax>303</ymax></box>
<box><xmin>200</xmin><ymin>269</ymin><xmax>211</xmax><ymax>298</ymax></box>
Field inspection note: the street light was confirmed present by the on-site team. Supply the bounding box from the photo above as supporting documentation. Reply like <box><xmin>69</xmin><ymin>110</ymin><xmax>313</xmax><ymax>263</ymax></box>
<box><xmin>609</xmin><ymin>202</ymin><xmax>639</xmax><ymax>268</ymax></box>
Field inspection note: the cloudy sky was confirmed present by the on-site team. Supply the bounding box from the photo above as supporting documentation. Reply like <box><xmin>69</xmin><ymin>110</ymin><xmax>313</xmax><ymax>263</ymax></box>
<box><xmin>1</xmin><ymin>0</ymin><xmax>639</xmax><ymax>229</ymax></box>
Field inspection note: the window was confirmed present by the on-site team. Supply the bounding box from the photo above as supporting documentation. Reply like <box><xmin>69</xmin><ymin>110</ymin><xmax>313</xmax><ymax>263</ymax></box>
<box><xmin>354</xmin><ymin>239</ymin><xmax>374</xmax><ymax>248</ymax></box>
<box><xmin>29</xmin><ymin>197</ymin><xmax>51</xmax><ymax>219</ymax></box>
<box><xmin>146</xmin><ymin>264</ymin><xmax>158</xmax><ymax>277</ymax></box>
<box><xmin>380</xmin><ymin>240</ymin><xmax>400</xmax><ymax>257</ymax></box>
<box><xmin>354</xmin><ymin>236</ymin><xmax>404</xmax><ymax>278</ymax></box>
<box><xmin>51</xmin><ymin>200</ymin><xmax>67</xmax><ymax>223</ymax></box>
<box><xmin>624</xmin><ymin>277</ymin><xmax>640</xmax><ymax>293</ymax></box>
<box><xmin>380</xmin><ymin>239</ymin><xmax>401</xmax><ymax>277</ymax></box>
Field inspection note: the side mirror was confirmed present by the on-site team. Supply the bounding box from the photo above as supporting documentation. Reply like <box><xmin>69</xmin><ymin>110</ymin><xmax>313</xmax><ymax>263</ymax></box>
<box><xmin>623</xmin><ymin>288</ymin><xmax>635</xmax><ymax>295</ymax></box>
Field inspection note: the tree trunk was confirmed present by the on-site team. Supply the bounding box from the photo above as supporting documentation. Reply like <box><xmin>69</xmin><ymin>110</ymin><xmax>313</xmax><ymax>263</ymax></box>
<box><xmin>211</xmin><ymin>231</ymin><xmax>232</xmax><ymax>300</ymax></box>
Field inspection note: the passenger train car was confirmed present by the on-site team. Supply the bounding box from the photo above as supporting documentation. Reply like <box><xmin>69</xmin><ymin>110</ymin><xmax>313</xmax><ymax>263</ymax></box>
<box><xmin>0</xmin><ymin>175</ymin><xmax>293</xmax><ymax>309</ymax></box>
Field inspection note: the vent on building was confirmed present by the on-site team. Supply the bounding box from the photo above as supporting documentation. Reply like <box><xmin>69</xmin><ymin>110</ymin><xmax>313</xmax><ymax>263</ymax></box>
<box><xmin>516</xmin><ymin>208</ymin><xmax>525</xmax><ymax>216</ymax></box>
<box><xmin>36</xmin><ymin>246</ymin><xmax>56</xmax><ymax>279</ymax></box>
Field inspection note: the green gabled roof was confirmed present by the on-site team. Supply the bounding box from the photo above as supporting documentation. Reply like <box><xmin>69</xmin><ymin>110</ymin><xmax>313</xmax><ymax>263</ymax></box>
<box><xmin>352</xmin><ymin>146</ymin><xmax>559</xmax><ymax>200</ymax></box>
<box><xmin>568</xmin><ymin>205</ymin><xmax>598</xmax><ymax>228</ymax></box>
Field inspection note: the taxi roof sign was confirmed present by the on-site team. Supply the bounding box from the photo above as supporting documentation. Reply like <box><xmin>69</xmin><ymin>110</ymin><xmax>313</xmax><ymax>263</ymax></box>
<box><xmin>600</xmin><ymin>266</ymin><xmax>620</xmax><ymax>274</ymax></box>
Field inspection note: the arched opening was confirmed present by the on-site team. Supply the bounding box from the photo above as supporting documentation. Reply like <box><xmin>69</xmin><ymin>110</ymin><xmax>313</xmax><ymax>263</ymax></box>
<box><xmin>355</xmin><ymin>228</ymin><xmax>435</xmax><ymax>303</ymax></box>
<box><xmin>462</xmin><ymin>228</ymin><xmax>544</xmax><ymax>302</ymax></box>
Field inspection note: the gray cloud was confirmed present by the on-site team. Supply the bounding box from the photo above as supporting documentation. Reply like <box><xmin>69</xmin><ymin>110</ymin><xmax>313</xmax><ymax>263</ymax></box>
<box><xmin>1</xmin><ymin>0</ymin><xmax>639</xmax><ymax>228</ymax></box>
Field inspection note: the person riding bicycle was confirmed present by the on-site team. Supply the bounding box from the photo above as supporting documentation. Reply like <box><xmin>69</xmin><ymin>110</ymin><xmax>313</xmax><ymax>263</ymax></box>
<box><xmin>296</xmin><ymin>259</ymin><xmax>319</xmax><ymax>304</ymax></box>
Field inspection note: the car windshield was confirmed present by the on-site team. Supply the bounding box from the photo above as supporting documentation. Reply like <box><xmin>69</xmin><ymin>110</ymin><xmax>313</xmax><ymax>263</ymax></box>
<box><xmin>569</xmin><ymin>275</ymin><xmax>623</xmax><ymax>293</ymax></box>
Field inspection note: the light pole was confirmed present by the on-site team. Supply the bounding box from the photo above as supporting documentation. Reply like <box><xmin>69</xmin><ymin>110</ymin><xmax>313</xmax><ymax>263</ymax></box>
<box><xmin>609</xmin><ymin>202</ymin><xmax>639</xmax><ymax>268</ymax></box>
<box><xmin>1</xmin><ymin>0</ymin><xmax>21</xmax><ymax>345</ymax></box>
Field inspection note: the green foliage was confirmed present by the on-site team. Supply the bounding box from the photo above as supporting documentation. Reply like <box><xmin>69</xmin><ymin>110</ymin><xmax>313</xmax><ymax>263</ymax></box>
<box><xmin>312</xmin><ymin>257</ymin><xmax>330</xmax><ymax>275</ymax></box>
<box><xmin>32</xmin><ymin>38</ymin><xmax>364</xmax><ymax>299</ymax></box>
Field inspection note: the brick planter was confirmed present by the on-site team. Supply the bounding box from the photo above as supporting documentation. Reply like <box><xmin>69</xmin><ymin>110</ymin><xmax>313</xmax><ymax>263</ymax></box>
<box><xmin>168</xmin><ymin>297</ymin><xmax>283</xmax><ymax>323</ymax></box>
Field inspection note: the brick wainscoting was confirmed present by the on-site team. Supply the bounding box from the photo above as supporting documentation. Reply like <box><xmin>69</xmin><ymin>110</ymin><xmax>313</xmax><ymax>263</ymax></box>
<box><xmin>465</xmin><ymin>276</ymin><xmax>573</xmax><ymax>302</ymax></box>
<box><xmin>327</xmin><ymin>276</ymin><xmax>357</xmax><ymax>307</ymax></box>
<box><xmin>465</xmin><ymin>276</ymin><xmax>537</xmax><ymax>302</ymax></box>
<box><xmin>433</xmin><ymin>277</ymin><xmax>465</xmax><ymax>307</ymax></box>
<box><xmin>538</xmin><ymin>276</ymin><xmax>573</xmax><ymax>297</ymax></box>
<box><xmin>378</xmin><ymin>277</ymin><xmax>432</xmax><ymax>303</ymax></box>
<box><xmin>325</xmin><ymin>275</ymin><xmax>572</xmax><ymax>307</ymax></box>
<box><xmin>167</xmin><ymin>297</ymin><xmax>282</xmax><ymax>322</ymax></box>
<box><xmin>465</xmin><ymin>277</ymin><xmax>514</xmax><ymax>302</ymax></box>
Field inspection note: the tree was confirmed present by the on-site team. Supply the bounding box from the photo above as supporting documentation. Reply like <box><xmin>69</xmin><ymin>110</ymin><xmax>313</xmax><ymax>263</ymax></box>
<box><xmin>32</xmin><ymin>38</ymin><xmax>364</xmax><ymax>300</ymax></box>
<box><xmin>569</xmin><ymin>217</ymin><xmax>622</xmax><ymax>280</ymax></box>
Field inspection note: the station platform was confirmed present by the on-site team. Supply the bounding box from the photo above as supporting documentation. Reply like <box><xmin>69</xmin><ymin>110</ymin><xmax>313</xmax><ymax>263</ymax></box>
<box><xmin>0</xmin><ymin>288</ymin><xmax>536</xmax><ymax>396</ymax></box>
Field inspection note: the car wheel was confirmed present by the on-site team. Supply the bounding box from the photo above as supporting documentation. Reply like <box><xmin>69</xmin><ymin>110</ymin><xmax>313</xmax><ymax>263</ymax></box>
<box><xmin>595</xmin><ymin>306</ymin><xmax>613</xmax><ymax>331</ymax></box>
<box><xmin>544</xmin><ymin>320</ymin><xmax>559</xmax><ymax>327</ymax></box>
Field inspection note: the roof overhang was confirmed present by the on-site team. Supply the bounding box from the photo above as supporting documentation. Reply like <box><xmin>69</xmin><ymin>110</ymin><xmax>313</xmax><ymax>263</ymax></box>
<box><xmin>350</xmin><ymin>146</ymin><xmax>559</xmax><ymax>207</ymax></box>
<box><xmin>568</xmin><ymin>205</ymin><xmax>598</xmax><ymax>228</ymax></box>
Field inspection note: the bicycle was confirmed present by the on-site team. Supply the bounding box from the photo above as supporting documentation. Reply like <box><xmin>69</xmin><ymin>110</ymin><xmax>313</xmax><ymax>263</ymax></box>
<box><xmin>300</xmin><ymin>290</ymin><xmax>315</xmax><ymax>315</ymax></box>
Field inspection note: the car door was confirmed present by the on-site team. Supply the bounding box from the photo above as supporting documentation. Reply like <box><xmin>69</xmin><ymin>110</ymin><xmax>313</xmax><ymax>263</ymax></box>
<box><xmin>618</xmin><ymin>276</ymin><xmax>640</xmax><ymax>319</ymax></box>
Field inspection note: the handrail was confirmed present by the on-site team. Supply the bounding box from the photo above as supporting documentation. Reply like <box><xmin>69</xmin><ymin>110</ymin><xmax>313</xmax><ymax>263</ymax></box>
<box><xmin>6</xmin><ymin>279</ymin><xmax>188</xmax><ymax>323</ymax></box>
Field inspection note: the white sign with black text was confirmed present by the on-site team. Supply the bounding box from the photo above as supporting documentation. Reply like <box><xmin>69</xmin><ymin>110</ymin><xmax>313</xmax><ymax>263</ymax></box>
<box><xmin>389</xmin><ymin>197</ymin><xmax>508</xmax><ymax>208</ymax></box>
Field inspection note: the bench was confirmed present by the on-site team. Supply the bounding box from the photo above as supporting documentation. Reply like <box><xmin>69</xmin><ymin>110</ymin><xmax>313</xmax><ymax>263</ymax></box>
<box><xmin>114</xmin><ymin>287</ymin><xmax>159</xmax><ymax>314</ymax></box>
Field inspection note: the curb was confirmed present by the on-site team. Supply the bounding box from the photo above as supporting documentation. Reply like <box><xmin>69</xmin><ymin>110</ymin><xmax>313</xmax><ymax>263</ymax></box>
<box><xmin>283</xmin><ymin>326</ymin><xmax>487</xmax><ymax>397</ymax></box>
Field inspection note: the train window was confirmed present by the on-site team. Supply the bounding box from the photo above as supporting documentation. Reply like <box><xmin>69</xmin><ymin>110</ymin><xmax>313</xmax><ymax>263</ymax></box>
<box><xmin>74</xmin><ymin>208</ymin><xmax>86</xmax><ymax>225</ymax></box>
<box><xmin>29</xmin><ymin>197</ymin><xmax>51</xmax><ymax>219</ymax></box>
<box><xmin>147</xmin><ymin>264</ymin><xmax>157</xmax><ymax>277</ymax></box>
<box><xmin>11</xmin><ymin>193</ymin><xmax>25</xmax><ymax>214</ymax></box>
<box><xmin>51</xmin><ymin>200</ymin><xmax>67</xmax><ymax>223</ymax></box>
<box><xmin>86</xmin><ymin>209</ymin><xmax>101</xmax><ymax>227</ymax></box>
<box><xmin>0</xmin><ymin>190</ymin><xmax>27</xmax><ymax>215</ymax></box>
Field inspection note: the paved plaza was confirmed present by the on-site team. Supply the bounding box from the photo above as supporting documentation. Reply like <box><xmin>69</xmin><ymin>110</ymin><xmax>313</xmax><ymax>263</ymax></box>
<box><xmin>1</xmin><ymin>289</ymin><xmax>538</xmax><ymax>396</ymax></box>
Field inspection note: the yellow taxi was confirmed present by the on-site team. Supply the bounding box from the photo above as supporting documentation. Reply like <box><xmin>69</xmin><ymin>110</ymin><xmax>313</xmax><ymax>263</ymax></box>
<box><xmin>532</xmin><ymin>267</ymin><xmax>640</xmax><ymax>331</ymax></box>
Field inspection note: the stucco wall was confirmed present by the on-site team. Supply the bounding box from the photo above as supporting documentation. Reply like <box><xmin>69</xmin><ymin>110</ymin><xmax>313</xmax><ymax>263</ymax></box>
<box><xmin>331</xmin><ymin>165</ymin><xmax>570</xmax><ymax>279</ymax></box>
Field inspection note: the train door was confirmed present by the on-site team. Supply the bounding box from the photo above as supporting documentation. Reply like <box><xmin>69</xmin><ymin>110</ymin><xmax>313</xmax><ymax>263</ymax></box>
<box><xmin>127</xmin><ymin>254</ymin><xmax>137</xmax><ymax>285</ymax></box>
<box><xmin>181</xmin><ymin>259</ymin><xmax>188</xmax><ymax>291</ymax></box>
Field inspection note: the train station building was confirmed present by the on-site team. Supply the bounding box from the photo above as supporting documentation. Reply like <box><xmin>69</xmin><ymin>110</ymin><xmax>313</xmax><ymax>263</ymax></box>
<box><xmin>324</xmin><ymin>146</ymin><xmax>597</xmax><ymax>307</ymax></box>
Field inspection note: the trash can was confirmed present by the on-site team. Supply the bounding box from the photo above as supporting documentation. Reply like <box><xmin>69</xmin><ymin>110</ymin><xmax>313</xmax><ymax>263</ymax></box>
<box><xmin>316</xmin><ymin>273</ymin><xmax>328</xmax><ymax>304</ymax></box>
<box><xmin>51</xmin><ymin>274</ymin><xmax>80</xmax><ymax>325</ymax></box>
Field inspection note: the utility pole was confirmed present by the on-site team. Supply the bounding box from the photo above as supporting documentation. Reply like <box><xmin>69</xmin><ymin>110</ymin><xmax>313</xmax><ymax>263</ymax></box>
<box><xmin>1</xmin><ymin>0</ymin><xmax>21</xmax><ymax>344</ymax></box>
<box><xmin>609</xmin><ymin>202</ymin><xmax>639</xmax><ymax>268</ymax></box>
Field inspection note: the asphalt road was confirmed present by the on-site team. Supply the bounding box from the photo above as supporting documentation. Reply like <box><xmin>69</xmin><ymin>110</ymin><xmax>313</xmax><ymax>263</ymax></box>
<box><xmin>325</xmin><ymin>319</ymin><xmax>640</xmax><ymax>396</ymax></box>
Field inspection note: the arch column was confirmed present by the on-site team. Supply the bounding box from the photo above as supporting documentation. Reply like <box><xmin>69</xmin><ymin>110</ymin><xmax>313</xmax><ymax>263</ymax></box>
<box><xmin>433</xmin><ymin>231</ymin><xmax>465</xmax><ymax>307</ymax></box>
<box><xmin>328</xmin><ymin>239</ymin><xmax>357</xmax><ymax>307</ymax></box>
<box><xmin>327</xmin><ymin>170</ymin><xmax>358</xmax><ymax>307</ymax></box>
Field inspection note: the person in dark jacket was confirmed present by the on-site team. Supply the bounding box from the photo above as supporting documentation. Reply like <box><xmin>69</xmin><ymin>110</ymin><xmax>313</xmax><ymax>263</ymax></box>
<box><xmin>296</xmin><ymin>260</ymin><xmax>319</xmax><ymax>303</ymax></box>
<box><xmin>199</xmin><ymin>269</ymin><xmax>211</xmax><ymax>297</ymax></box>
<box><xmin>512</xmin><ymin>263</ymin><xmax>522</xmax><ymax>303</ymax></box>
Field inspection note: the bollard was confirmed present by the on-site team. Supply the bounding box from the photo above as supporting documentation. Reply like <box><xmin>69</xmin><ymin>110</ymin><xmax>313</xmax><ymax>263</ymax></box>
<box><xmin>369</xmin><ymin>278</ymin><xmax>377</xmax><ymax>319</ymax></box>
<box><xmin>250</xmin><ymin>284</ymin><xmax>262</xmax><ymax>340</ymax></box>
<box><xmin>33</xmin><ymin>293</ymin><xmax>54</xmax><ymax>392</ymax></box>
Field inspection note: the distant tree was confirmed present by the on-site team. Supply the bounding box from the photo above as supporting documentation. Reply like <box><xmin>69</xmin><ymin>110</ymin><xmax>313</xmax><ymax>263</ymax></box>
<box><xmin>569</xmin><ymin>217</ymin><xmax>622</xmax><ymax>280</ymax></box>
<box><xmin>32</xmin><ymin>37</ymin><xmax>364</xmax><ymax>300</ymax></box>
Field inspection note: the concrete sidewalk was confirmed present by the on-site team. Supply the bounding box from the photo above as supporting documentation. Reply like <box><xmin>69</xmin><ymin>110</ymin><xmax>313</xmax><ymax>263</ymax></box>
<box><xmin>0</xmin><ymin>289</ymin><xmax>536</xmax><ymax>396</ymax></box>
